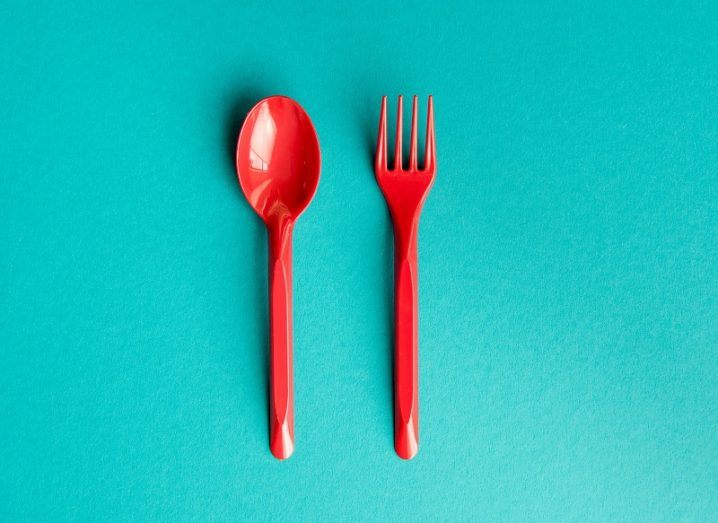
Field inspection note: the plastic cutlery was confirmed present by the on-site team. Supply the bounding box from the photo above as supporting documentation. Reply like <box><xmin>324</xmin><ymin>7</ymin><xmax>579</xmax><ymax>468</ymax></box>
<box><xmin>374</xmin><ymin>95</ymin><xmax>436</xmax><ymax>459</ymax></box>
<box><xmin>235</xmin><ymin>96</ymin><xmax>321</xmax><ymax>460</ymax></box>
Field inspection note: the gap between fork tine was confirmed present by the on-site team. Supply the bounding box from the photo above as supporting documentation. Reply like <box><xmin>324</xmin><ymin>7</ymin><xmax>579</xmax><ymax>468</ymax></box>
<box><xmin>375</xmin><ymin>96</ymin><xmax>387</xmax><ymax>171</ymax></box>
<box><xmin>394</xmin><ymin>95</ymin><xmax>403</xmax><ymax>171</ymax></box>
<box><xmin>424</xmin><ymin>95</ymin><xmax>435</xmax><ymax>173</ymax></box>
<box><xmin>409</xmin><ymin>96</ymin><xmax>418</xmax><ymax>170</ymax></box>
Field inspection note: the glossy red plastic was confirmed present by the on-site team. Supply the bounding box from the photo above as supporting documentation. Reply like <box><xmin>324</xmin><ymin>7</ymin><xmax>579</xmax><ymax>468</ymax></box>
<box><xmin>375</xmin><ymin>95</ymin><xmax>435</xmax><ymax>459</ymax></box>
<box><xmin>236</xmin><ymin>96</ymin><xmax>321</xmax><ymax>460</ymax></box>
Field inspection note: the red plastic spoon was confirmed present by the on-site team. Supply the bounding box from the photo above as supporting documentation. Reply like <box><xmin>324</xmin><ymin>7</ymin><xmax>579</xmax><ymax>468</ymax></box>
<box><xmin>235</xmin><ymin>96</ymin><xmax>321</xmax><ymax>460</ymax></box>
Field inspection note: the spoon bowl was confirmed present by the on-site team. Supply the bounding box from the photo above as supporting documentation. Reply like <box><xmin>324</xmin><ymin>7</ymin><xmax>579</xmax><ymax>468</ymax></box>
<box><xmin>236</xmin><ymin>96</ymin><xmax>321</xmax><ymax>225</ymax></box>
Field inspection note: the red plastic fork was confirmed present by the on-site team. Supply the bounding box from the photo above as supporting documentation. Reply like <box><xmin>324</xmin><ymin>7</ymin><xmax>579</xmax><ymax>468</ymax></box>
<box><xmin>375</xmin><ymin>95</ymin><xmax>436</xmax><ymax>460</ymax></box>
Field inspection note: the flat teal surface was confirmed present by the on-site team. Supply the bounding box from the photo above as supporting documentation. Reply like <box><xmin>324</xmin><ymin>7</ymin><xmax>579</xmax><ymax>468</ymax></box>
<box><xmin>2</xmin><ymin>1</ymin><xmax>717</xmax><ymax>520</ymax></box>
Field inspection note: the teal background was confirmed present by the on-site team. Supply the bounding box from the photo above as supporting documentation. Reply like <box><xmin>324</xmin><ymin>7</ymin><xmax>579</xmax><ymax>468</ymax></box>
<box><xmin>1</xmin><ymin>1</ymin><xmax>717</xmax><ymax>520</ymax></box>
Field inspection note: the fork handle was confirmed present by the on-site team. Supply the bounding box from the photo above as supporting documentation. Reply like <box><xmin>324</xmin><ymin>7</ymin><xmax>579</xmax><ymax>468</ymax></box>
<box><xmin>394</xmin><ymin>221</ymin><xmax>420</xmax><ymax>459</ymax></box>
<box><xmin>268</xmin><ymin>219</ymin><xmax>294</xmax><ymax>460</ymax></box>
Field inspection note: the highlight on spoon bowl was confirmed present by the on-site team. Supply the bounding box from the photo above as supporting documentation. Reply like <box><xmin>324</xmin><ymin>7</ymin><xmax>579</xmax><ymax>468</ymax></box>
<box><xmin>235</xmin><ymin>96</ymin><xmax>321</xmax><ymax>459</ymax></box>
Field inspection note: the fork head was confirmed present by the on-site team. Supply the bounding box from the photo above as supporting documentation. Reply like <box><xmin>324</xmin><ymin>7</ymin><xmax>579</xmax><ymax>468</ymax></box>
<box><xmin>374</xmin><ymin>95</ymin><xmax>436</xmax><ymax>221</ymax></box>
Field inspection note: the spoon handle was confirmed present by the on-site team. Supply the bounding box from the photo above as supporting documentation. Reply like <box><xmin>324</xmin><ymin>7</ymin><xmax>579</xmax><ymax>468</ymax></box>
<box><xmin>268</xmin><ymin>220</ymin><xmax>295</xmax><ymax>460</ymax></box>
<box><xmin>393</xmin><ymin>220</ymin><xmax>420</xmax><ymax>460</ymax></box>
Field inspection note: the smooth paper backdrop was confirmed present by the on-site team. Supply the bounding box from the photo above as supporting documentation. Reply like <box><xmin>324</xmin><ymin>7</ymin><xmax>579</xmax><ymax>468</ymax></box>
<box><xmin>1</xmin><ymin>1</ymin><xmax>717</xmax><ymax>520</ymax></box>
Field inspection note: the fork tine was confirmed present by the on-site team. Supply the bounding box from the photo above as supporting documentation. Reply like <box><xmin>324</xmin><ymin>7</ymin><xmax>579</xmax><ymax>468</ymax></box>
<box><xmin>375</xmin><ymin>96</ymin><xmax>387</xmax><ymax>171</ymax></box>
<box><xmin>409</xmin><ymin>95</ymin><xmax>418</xmax><ymax>170</ymax></box>
<box><xmin>394</xmin><ymin>95</ymin><xmax>403</xmax><ymax>171</ymax></box>
<box><xmin>424</xmin><ymin>95</ymin><xmax>435</xmax><ymax>172</ymax></box>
